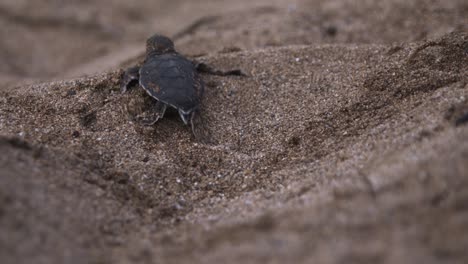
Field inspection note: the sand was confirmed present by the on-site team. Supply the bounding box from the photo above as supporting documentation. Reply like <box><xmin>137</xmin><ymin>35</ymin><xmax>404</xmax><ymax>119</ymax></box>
<box><xmin>1</xmin><ymin>0</ymin><xmax>468</xmax><ymax>263</ymax></box>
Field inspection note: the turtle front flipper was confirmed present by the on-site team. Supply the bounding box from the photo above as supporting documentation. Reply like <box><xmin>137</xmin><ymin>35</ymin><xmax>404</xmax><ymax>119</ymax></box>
<box><xmin>138</xmin><ymin>101</ymin><xmax>167</xmax><ymax>126</ymax></box>
<box><xmin>121</xmin><ymin>66</ymin><xmax>141</xmax><ymax>93</ymax></box>
<box><xmin>194</xmin><ymin>62</ymin><xmax>246</xmax><ymax>76</ymax></box>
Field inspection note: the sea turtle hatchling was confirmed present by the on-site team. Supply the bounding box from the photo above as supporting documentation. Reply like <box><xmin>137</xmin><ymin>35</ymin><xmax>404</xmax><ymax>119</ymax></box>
<box><xmin>121</xmin><ymin>34</ymin><xmax>243</xmax><ymax>135</ymax></box>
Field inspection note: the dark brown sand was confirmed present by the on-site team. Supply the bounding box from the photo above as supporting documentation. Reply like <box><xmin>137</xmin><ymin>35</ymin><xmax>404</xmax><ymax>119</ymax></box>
<box><xmin>1</xmin><ymin>0</ymin><xmax>468</xmax><ymax>263</ymax></box>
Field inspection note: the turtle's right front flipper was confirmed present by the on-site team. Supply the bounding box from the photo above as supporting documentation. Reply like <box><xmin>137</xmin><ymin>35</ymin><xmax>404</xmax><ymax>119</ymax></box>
<box><xmin>194</xmin><ymin>62</ymin><xmax>246</xmax><ymax>77</ymax></box>
<box><xmin>121</xmin><ymin>66</ymin><xmax>140</xmax><ymax>93</ymax></box>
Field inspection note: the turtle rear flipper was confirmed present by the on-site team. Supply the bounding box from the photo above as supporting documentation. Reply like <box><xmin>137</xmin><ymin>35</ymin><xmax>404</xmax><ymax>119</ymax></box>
<box><xmin>138</xmin><ymin>101</ymin><xmax>167</xmax><ymax>126</ymax></box>
<box><xmin>121</xmin><ymin>66</ymin><xmax>140</xmax><ymax>93</ymax></box>
<box><xmin>178</xmin><ymin>109</ymin><xmax>193</xmax><ymax>125</ymax></box>
<box><xmin>191</xmin><ymin>109</ymin><xmax>216</xmax><ymax>144</ymax></box>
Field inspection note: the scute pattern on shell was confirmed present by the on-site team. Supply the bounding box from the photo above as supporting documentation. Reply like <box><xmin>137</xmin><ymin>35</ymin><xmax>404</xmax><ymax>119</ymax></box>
<box><xmin>139</xmin><ymin>53</ymin><xmax>204</xmax><ymax>113</ymax></box>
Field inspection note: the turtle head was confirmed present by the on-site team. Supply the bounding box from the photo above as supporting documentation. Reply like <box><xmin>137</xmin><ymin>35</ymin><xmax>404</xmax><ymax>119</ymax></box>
<box><xmin>146</xmin><ymin>34</ymin><xmax>175</xmax><ymax>55</ymax></box>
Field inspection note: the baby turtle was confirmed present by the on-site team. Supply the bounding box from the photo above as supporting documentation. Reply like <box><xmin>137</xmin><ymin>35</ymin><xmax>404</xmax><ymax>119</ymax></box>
<box><xmin>121</xmin><ymin>34</ymin><xmax>203</xmax><ymax>130</ymax></box>
<box><xmin>121</xmin><ymin>34</ymin><xmax>244</xmax><ymax>135</ymax></box>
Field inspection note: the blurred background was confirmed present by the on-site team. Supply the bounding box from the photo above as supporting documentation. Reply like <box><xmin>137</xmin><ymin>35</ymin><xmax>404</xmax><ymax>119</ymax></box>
<box><xmin>1</xmin><ymin>0</ymin><xmax>466</xmax><ymax>83</ymax></box>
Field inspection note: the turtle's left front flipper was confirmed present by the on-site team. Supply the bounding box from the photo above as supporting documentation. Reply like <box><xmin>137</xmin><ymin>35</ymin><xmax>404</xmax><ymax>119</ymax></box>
<box><xmin>194</xmin><ymin>62</ymin><xmax>246</xmax><ymax>77</ymax></box>
<box><xmin>121</xmin><ymin>66</ymin><xmax>140</xmax><ymax>93</ymax></box>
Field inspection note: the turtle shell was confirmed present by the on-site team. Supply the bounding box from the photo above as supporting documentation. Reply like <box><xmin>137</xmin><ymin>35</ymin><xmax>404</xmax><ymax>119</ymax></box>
<box><xmin>139</xmin><ymin>53</ymin><xmax>204</xmax><ymax>113</ymax></box>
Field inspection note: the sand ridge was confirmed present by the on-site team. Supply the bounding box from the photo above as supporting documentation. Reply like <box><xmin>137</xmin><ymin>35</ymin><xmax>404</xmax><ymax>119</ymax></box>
<box><xmin>1</xmin><ymin>1</ymin><xmax>468</xmax><ymax>263</ymax></box>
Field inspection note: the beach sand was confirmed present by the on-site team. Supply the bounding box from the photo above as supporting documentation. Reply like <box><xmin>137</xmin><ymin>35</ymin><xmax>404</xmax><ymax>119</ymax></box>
<box><xmin>1</xmin><ymin>0</ymin><xmax>468</xmax><ymax>263</ymax></box>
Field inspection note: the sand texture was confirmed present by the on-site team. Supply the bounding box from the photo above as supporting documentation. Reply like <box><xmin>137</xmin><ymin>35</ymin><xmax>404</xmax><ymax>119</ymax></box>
<box><xmin>1</xmin><ymin>0</ymin><xmax>468</xmax><ymax>263</ymax></box>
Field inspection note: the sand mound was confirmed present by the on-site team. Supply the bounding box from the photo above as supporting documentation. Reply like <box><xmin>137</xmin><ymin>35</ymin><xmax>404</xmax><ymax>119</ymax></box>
<box><xmin>1</xmin><ymin>1</ymin><xmax>467</xmax><ymax>263</ymax></box>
